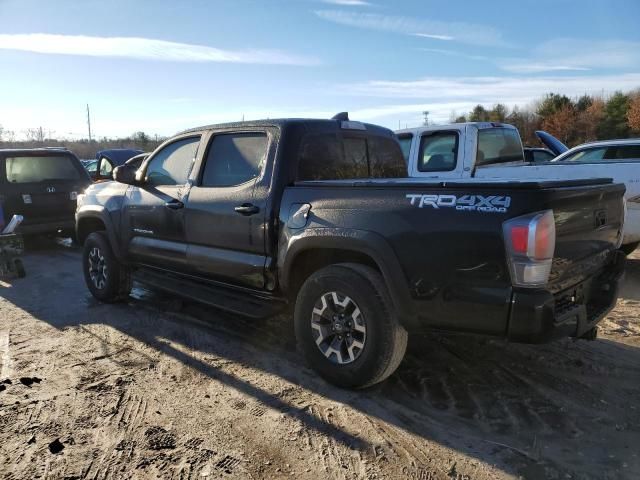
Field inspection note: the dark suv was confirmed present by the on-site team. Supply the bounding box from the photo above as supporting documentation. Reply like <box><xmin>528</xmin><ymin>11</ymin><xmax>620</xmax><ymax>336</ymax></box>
<box><xmin>0</xmin><ymin>148</ymin><xmax>91</xmax><ymax>236</ymax></box>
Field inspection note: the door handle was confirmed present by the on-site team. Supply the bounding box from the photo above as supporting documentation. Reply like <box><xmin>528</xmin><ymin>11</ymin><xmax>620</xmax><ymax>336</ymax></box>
<box><xmin>164</xmin><ymin>200</ymin><xmax>184</xmax><ymax>210</ymax></box>
<box><xmin>234</xmin><ymin>203</ymin><xmax>260</xmax><ymax>216</ymax></box>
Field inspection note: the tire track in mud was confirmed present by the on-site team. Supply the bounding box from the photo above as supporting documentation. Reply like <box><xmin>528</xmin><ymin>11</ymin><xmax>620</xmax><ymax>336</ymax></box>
<box><xmin>388</xmin><ymin>336</ymin><xmax>587</xmax><ymax>441</ymax></box>
<box><xmin>0</xmin><ymin>331</ymin><xmax>12</xmax><ymax>379</ymax></box>
<box><xmin>299</xmin><ymin>404</ymin><xmax>372</xmax><ymax>480</ymax></box>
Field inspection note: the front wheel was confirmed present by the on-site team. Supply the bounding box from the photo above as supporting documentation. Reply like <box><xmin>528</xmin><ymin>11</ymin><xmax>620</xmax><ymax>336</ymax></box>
<box><xmin>294</xmin><ymin>263</ymin><xmax>408</xmax><ymax>389</ymax></box>
<box><xmin>82</xmin><ymin>232</ymin><xmax>131</xmax><ymax>303</ymax></box>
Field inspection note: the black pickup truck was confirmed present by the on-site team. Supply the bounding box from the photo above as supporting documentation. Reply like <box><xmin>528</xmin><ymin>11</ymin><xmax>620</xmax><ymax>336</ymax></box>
<box><xmin>76</xmin><ymin>115</ymin><xmax>626</xmax><ymax>388</ymax></box>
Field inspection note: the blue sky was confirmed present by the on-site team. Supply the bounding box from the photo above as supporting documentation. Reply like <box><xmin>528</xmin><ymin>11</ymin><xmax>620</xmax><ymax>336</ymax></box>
<box><xmin>0</xmin><ymin>0</ymin><xmax>639</xmax><ymax>139</ymax></box>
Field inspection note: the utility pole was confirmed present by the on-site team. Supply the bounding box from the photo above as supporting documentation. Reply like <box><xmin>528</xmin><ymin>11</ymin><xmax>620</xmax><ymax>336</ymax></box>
<box><xmin>86</xmin><ymin>104</ymin><xmax>93</xmax><ymax>142</ymax></box>
<box><xmin>422</xmin><ymin>111</ymin><xmax>430</xmax><ymax>126</ymax></box>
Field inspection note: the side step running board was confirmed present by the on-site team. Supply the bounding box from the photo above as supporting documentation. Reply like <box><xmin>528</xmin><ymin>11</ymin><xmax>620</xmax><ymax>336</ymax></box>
<box><xmin>133</xmin><ymin>268</ymin><xmax>288</xmax><ymax>319</ymax></box>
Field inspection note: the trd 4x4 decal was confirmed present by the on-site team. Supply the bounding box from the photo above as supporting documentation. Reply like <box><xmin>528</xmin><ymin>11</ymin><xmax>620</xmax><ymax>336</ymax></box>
<box><xmin>406</xmin><ymin>194</ymin><xmax>511</xmax><ymax>213</ymax></box>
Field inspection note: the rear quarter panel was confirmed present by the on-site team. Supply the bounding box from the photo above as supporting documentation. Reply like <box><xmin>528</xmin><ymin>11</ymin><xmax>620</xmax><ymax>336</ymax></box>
<box><xmin>280</xmin><ymin>183</ymin><xmax>517</xmax><ymax>335</ymax></box>
<box><xmin>279</xmin><ymin>180</ymin><xmax>624</xmax><ymax>335</ymax></box>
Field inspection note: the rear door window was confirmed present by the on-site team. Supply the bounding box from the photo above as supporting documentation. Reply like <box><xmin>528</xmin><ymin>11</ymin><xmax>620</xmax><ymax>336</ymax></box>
<box><xmin>4</xmin><ymin>155</ymin><xmax>81</xmax><ymax>183</ymax></box>
<box><xmin>418</xmin><ymin>132</ymin><xmax>458</xmax><ymax>172</ymax></box>
<box><xmin>605</xmin><ymin>145</ymin><xmax>640</xmax><ymax>160</ymax></box>
<box><xmin>201</xmin><ymin>132</ymin><xmax>268</xmax><ymax>187</ymax></box>
<box><xmin>476</xmin><ymin>128</ymin><xmax>524</xmax><ymax>166</ymax></box>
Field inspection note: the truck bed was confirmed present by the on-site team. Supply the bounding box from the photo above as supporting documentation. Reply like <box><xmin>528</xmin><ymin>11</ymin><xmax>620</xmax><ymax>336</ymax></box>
<box><xmin>280</xmin><ymin>179</ymin><xmax>625</xmax><ymax>339</ymax></box>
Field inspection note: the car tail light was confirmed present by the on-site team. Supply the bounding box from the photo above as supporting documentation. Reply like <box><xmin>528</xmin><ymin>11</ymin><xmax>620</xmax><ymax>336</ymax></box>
<box><xmin>503</xmin><ymin>210</ymin><xmax>556</xmax><ymax>287</ymax></box>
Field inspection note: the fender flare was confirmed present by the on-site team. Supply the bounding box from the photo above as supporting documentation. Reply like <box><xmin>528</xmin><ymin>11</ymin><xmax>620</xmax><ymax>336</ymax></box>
<box><xmin>278</xmin><ymin>228</ymin><xmax>415</xmax><ymax>321</ymax></box>
<box><xmin>76</xmin><ymin>206</ymin><xmax>123</xmax><ymax>261</ymax></box>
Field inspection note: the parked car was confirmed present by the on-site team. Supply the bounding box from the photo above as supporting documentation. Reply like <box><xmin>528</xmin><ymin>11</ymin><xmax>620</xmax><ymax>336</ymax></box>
<box><xmin>0</xmin><ymin>148</ymin><xmax>91</xmax><ymax>237</ymax></box>
<box><xmin>397</xmin><ymin>123</ymin><xmax>640</xmax><ymax>255</ymax></box>
<box><xmin>123</xmin><ymin>152</ymin><xmax>149</xmax><ymax>171</ymax></box>
<box><xmin>81</xmin><ymin>159</ymin><xmax>98</xmax><ymax>176</ymax></box>
<box><xmin>76</xmin><ymin>115</ymin><xmax>625</xmax><ymax>388</ymax></box>
<box><xmin>92</xmin><ymin>149</ymin><xmax>144</xmax><ymax>182</ymax></box>
<box><xmin>524</xmin><ymin>147</ymin><xmax>555</xmax><ymax>163</ymax></box>
<box><xmin>553</xmin><ymin>138</ymin><xmax>640</xmax><ymax>163</ymax></box>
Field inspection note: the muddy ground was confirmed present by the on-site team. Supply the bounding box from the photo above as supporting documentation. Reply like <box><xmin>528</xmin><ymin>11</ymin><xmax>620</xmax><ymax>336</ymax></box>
<box><xmin>0</xmin><ymin>241</ymin><xmax>639</xmax><ymax>480</ymax></box>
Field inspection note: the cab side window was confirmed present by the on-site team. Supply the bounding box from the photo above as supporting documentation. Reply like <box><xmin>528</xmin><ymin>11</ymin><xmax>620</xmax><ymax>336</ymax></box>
<box><xmin>146</xmin><ymin>137</ymin><xmax>200</xmax><ymax>186</ymax></box>
<box><xmin>564</xmin><ymin>147</ymin><xmax>607</xmax><ymax>163</ymax></box>
<box><xmin>418</xmin><ymin>132</ymin><xmax>457</xmax><ymax>172</ymax></box>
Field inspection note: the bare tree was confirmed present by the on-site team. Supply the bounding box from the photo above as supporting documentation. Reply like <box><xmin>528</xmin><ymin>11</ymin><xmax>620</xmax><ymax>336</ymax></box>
<box><xmin>24</xmin><ymin>127</ymin><xmax>45</xmax><ymax>143</ymax></box>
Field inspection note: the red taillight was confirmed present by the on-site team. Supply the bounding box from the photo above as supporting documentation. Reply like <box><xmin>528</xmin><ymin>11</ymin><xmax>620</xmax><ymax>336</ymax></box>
<box><xmin>510</xmin><ymin>225</ymin><xmax>529</xmax><ymax>255</ymax></box>
<box><xmin>503</xmin><ymin>210</ymin><xmax>556</xmax><ymax>287</ymax></box>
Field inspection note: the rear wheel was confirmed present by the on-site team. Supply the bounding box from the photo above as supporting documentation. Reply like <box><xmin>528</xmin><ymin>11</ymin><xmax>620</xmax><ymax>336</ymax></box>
<box><xmin>621</xmin><ymin>242</ymin><xmax>639</xmax><ymax>256</ymax></box>
<box><xmin>294</xmin><ymin>263</ymin><xmax>407</xmax><ymax>389</ymax></box>
<box><xmin>83</xmin><ymin>232</ymin><xmax>131</xmax><ymax>302</ymax></box>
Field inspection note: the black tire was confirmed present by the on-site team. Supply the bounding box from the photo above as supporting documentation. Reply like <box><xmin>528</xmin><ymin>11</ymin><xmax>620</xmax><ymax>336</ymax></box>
<box><xmin>83</xmin><ymin>232</ymin><xmax>131</xmax><ymax>303</ymax></box>
<box><xmin>14</xmin><ymin>259</ymin><xmax>26</xmax><ymax>278</ymax></box>
<box><xmin>621</xmin><ymin>242</ymin><xmax>639</xmax><ymax>256</ymax></box>
<box><xmin>294</xmin><ymin>263</ymin><xmax>408</xmax><ymax>389</ymax></box>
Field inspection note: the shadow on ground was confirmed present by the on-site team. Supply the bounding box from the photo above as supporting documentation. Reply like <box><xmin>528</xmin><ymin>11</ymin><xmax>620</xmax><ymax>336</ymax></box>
<box><xmin>1</xmin><ymin>239</ymin><xmax>639</xmax><ymax>479</ymax></box>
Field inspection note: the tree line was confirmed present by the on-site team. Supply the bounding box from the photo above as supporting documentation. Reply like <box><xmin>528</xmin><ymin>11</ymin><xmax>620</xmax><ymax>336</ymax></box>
<box><xmin>2</xmin><ymin>88</ymin><xmax>640</xmax><ymax>156</ymax></box>
<box><xmin>451</xmin><ymin>88</ymin><xmax>640</xmax><ymax>147</ymax></box>
<box><xmin>0</xmin><ymin>130</ymin><xmax>166</xmax><ymax>159</ymax></box>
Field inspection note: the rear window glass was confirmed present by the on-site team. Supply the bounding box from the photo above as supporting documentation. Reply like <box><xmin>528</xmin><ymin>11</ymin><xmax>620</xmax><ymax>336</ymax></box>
<box><xmin>476</xmin><ymin>128</ymin><xmax>524</xmax><ymax>166</ymax></box>
<box><xmin>297</xmin><ymin>133</ymin><xmax>406</xmax><ymax>181</ymax></box>
<box><xmin>4</xmin><ymin>155</ymin><xmax>80</xmax><ymax>183</ymax></box>
<box><xmin>369</xmin><ymin>136</ymin><xmax>408</xmax><ymax>178</ymax></box>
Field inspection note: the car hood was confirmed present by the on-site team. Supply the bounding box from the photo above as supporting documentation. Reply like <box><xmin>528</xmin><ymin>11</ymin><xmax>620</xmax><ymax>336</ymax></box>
<box><xmin>535</xmin><ymin>131</ymin><xmax>569</xmax><ymax>156</ymax></box>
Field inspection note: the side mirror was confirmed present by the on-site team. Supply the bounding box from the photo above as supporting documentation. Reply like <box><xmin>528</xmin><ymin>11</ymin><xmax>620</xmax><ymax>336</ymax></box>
<box><xmin>112</xmin><ymin>163</ymin><xmax>140</xmax><ymax>185</ymax></box>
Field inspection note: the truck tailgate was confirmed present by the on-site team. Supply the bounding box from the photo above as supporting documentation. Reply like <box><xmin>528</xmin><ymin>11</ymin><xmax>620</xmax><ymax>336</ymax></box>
<box><xmin>537</xmin><ymin>181</ymin><xmax>625</xmax><ymax>293</ymax></box>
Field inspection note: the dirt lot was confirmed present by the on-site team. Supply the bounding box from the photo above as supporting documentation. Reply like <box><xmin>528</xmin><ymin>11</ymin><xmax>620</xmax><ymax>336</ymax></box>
<box><xmin>0</xmin><ymin>241</ymin><xmax>639</xmax><ymax>480</ymax></box>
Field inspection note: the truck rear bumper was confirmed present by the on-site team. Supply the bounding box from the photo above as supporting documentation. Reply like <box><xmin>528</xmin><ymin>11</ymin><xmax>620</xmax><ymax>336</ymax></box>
<box><xmin>507</xmin><ymin>250</ymin><xmax>626</xmax><ymax>343</ymax></box>
<box><xmin>17</xmin><ymin>219</ymin><xmax>75</xmax><ymax>236</ymax></box>
<box><xmin>623</xmin><ymin>204</ymin><xmax>640</xmax><ymax>244</ymax></box>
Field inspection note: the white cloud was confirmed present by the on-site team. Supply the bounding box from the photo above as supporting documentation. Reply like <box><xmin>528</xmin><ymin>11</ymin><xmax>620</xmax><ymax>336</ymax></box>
<box><xmin>314</xmin><ymin>10</ymin><xmax>506</xmax><ymax>47</ymax></box>
<box><xmin>0</xmin><ymin>33</ymin><xmax>320</xmax><ymax>66</ymax></box>
<box><xmin>501</xmin><ymin>64</ymin><xmax>591</xmax><ymax>73</ymax></box>
<box><xmin>321</xmin><ymin>0</ymin><xmax>371</xmax><ymax>5</ymax></box>
<box><xmin>338</xmin><ymin>73</ymin><xmax>640</xmax><ymax>124</ymax></box>
<box><xmin>419</xmin><ymin>48</ymin><xmax>488</xmax><ymax>61</ymax></box>
<box><xmin>500</xmin><ymin>39</ymin><xmax>640</xmax><ymax>73</ymax></box>
<box><xmin>413</xmin><ymin>33</ymin><xmax>454</xmax><ymax>41</ymax></box>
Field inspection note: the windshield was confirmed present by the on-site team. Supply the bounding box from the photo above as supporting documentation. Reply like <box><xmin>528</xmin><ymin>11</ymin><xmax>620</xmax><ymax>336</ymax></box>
<box><xmin>5</xmin><ymin>155</ymin><xmax>81</xmax><ymax>183</ymax></box>
<box><xmin>476</xmin><ymin>128</ymin><xmax>524</xmax><ymax>166</ymax></box>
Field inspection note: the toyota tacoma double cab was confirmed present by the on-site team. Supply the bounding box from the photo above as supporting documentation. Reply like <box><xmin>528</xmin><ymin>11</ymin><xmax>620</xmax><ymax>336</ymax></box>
<box><xmin>76</xmin><ymin>115</ymin><xmax>626</xmax><ymax>388</ymax></box>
